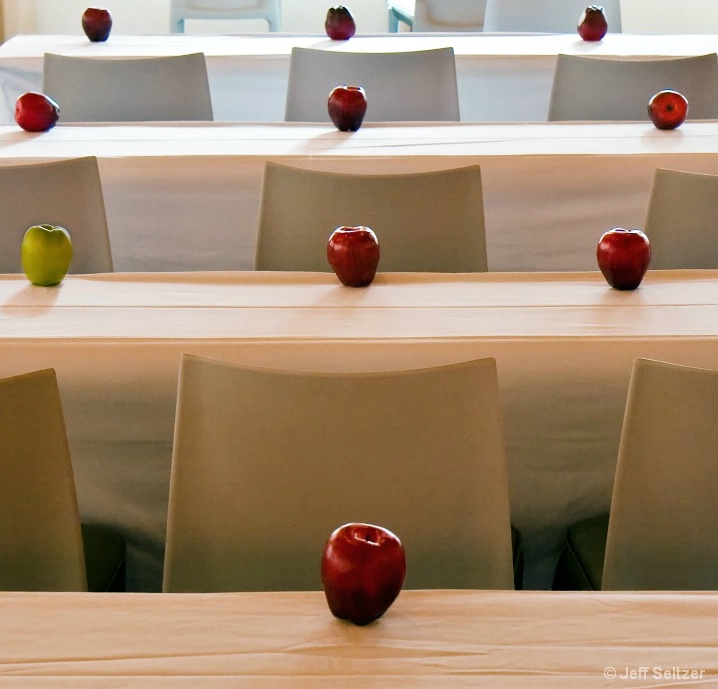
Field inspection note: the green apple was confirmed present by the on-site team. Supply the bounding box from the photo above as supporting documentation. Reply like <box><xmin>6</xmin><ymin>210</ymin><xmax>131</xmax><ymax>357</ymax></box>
<box><xmin>20</xmin><ymin>224</ymin><xmax>73</xmax><ymax>286</ymax></box>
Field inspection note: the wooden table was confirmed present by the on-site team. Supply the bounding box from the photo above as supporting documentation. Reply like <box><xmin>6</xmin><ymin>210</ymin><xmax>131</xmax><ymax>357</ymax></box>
<box><xmin>3</xmin><ymin>269</ymin><xmax>718</xmax><ymax>592</ymax></box>
<box><xmin>0</xmin><ymin>589</ymin><xmax>715</xmax><ymax>687</ymax></box>
<box><xmin>3</xmin><ymin>33</ymin><xmax>718</xmax><ymax>123</ymax></box>
<box><xmin>4</xmin><ymin>120</ymin><xmax>718</xmax><ymax>272</ymax></box>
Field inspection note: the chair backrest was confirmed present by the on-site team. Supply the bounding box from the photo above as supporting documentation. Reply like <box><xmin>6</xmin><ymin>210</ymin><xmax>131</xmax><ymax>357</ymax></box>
<box><xmin>484</xmin><ymin>0</ymin><xmax>622</xmax><ymax>32</ymax></box>
<box><xmin>413</xmin><ymin>0</ymin><xmax>487</xmax><ymax>31</ymax></box>
<box><xmin>644</xmin><ymin>168</ymin><xmax>718</xmax><ymax>269</ymax></box>
<box><xmin>255</xmin><ymin>162</ymin><xmax>487</xmax><ymax>272</ymax></box>
<box><xmin>285</xmin><ymin>46</ymin><xmax>460</xmax><ymax>122</ymax></box>
<box><xmin>603</xmin><ymin>358</ymin><xmax>718</xmax><ymax>590</ymax></box>
<box><xmin>548</xmin><ymin>53</ymin><xmax>718</xmax><ymax>121</ymax></box>
<box><xmin>163</xmin><ymin>353</ymin><xmax>515</xmax><ymax>593</ymax></box>
<box><xmin>169</xmin><ymin>0</ymin><xmax>281</xmax><ymax>32</ymax></box>
<box><xmin>42</xmin><ymin>53</ymin><xmax>213</xmax><ymax>122</ymax></box>
<box><xmin>0</xmin><ymin>369</ymin><xmax>87</xmax><ymax>591</ymax></box>
<box><xmin>0</xmin><ymin>157</ymin><xmax>112</xmax><ymax>274</ymax></box>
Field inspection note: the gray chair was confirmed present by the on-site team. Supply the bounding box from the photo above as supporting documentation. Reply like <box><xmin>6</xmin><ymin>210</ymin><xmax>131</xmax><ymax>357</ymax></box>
<box><xmin>548</xmin><ymin>53</ymin><xmax>718</xmax><ymax>121</ymax></box>
<box><xmin>643</xmin><ymin>168</ymin><xmax>718</xmax><ymax>269</ymax></box>
<box><xmin>255</xmin><ymin>162</ymin><xmax>487</xmax><ymax>272</ymax></box>
<box><xmin>169</xmin><ymin>0</ymin><xmax>281</xmax><ymax>32</ymax></box>
<box><xmin>553</xmin><ymin>358</ymin><xmax>718</xmax><ymax>591</ymax></box>
<box><xmin>0</xmin><ymin>157</ymin><xmax>112</xmax><ymax>274</ymax></box>
<box><xmin>387</xmin><ymin>0</ymin><xmax>414</xmax><ymax>31</ymax></box>
<box><xmin>285</xmin><ymin>46</ymin><xmax>460</xmax><ymax>122</ymax></box>
<box><xmin>0</xmin><ymin>368</ymin><xmax>125</xmax><ymax>592</ymax></box>
<box><xmin>413</xmin><ymin>0</ymin><xmax>487</xmax><ymax>31</ymax></box>
<box><xmin>163</xmin><ymin>353</ymin><xmax>515</xmax><ymax>592</ymax></box>
<box><xmin>43</xmin><ymin>53</ymin><xmax>213</xmax><ymax>122</ymax></box>
<box><xmin>484</xmin><ymin>0</ymin><xmax>621</xmax><ymax>32</ymax></box>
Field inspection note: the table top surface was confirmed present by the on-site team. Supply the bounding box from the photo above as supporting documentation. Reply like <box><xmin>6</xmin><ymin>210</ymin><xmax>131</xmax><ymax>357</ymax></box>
<box><xmin>3</xmin><ymin>270</ymin><xmax>718</xmax><ymax>341</ymax></box>
<box><xmin>1</xmin><ymin>120</ymin><xmax>718</xmax><ymax>158</ymax></box>
<box><xmin>3</xmin><ymin>32</ymin><xmax>718</xmax><ymax>59</ymax></box>
<box><xmin>0</xmin><ymin>589</ymin><xmax>715</xmax><ymax>688</ymax></box>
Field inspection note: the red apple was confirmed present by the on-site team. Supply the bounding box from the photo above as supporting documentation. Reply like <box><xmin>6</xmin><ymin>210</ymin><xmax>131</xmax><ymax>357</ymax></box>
<box><xmin>321</xmin><ymin>523</ymin><xmax>406</xmax><ymax>626</ymax></box>
<box><xmin>577</xmin><ymin>5</ymin><xmax>608</xmax><ymax>41</ymax></box>
<box><xmin>325</xmin><ymin>5</ymin><xmax>356</xmax><ymax>40</ymax></box>
<box><xmin>328</xmin><ymin>85</ymin><xmax>367</xmax><ymax>132</ymax></box>
<box><xmin>14</xmin><ymin>92</ymin><xmax>60</xmax><ymax>132</ymax></box>
<box><xmin>327</xmin><ymin>226</ymin><xmax>380</xmax><ymax>287</ymax></box>
<box><xmin>597</xmin><ymin>228</ymin><xmax>651</xmax><ymax>290</ymax></box>
<box><xmin>82</xmin><ymin>7</ymin><xmax>113</xmax><ymax>42</ymax></box>
<box><xmin>648</xmin><ymin>89</ymin><xmax>688</xmax><ymax>130</ymax></box>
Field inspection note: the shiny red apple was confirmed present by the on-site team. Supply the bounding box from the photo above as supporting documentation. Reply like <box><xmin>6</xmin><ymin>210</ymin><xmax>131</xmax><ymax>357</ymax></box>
<box><xmin>321</xmin><ymin>523</ymin><xmax>406</xmax><ymax>626</ymax></box>
<box><xmin>14</xmin><ymin>92</ymin><xmax>60</xmax><ymax>132</ymax></box>
<box><xmin>648</xmin><ymin>89</ymin><xmax>688</xmax><ymax>130</ymax></box>
<box><xmin>577</xmin><ymin>5</ymin><xmax>608</xmax><ymax>41</ymax></box>
<box><xmin>82</xmin><ymin>7</ymin><xmax>113</xmax><ymax>42</ymax></box>
<box><xmin>597</xmin><ymin>228</ymin><xmax>651</xmax><ymax>290</ymax></box>
<box><xmin>327</xmin><ymin>226</ymin><xmax>380</xmax><ymax>287</ymax></box>
<box><xmin>327</xmin><ymin>85</ymin><xmax>367</xmax><ymax>132</ymax></box>
<box><xmin>325</xmin><ymin>5</ymin><xmax>356</xmax><ymax>40</ymax></box>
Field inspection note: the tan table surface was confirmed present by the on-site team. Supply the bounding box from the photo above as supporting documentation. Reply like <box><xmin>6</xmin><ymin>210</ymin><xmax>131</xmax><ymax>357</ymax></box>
<box><xmin>4</xmin><ymin>120</ymin><xmax>718</xmax><ymax>272</ymax></box>
<box><xmin>0</xmin><ymin>589</ymin><xmax>715</xmax><ymax>688</ymax></box>
<box><xmin>2</xmin><ymin>270</ymin><xmax>718</xmax><ymax>592</ymax></box>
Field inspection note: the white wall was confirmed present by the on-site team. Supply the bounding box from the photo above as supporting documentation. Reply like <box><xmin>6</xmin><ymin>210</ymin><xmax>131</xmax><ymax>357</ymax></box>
<box><xmin>621</xmin><ymin>0</ymin><xmax>718</xmax><ymax>33</ymax></box>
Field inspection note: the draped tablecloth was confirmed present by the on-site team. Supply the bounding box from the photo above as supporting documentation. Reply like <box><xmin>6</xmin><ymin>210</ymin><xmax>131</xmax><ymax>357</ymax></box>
<box><xmin>0</xmin><ymin>589</ymin><xmax>715</xmax><ymax>687</ymax></box>
<box><xmin>3</xmin><ymin>270</ymin><xmax>718</xmax><ymax>592</ymax></box>
<box><xmin>3</xmin><ymin>33</ymin><xmax>718</xmax><ymax>123</ymax></box>
<box><xmin>3</xmin><ymin>120</ymin><xmax>718</xmax><ymax>272</ymax></box>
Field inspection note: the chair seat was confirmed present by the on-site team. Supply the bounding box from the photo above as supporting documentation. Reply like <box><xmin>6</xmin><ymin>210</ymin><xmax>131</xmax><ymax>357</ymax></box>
<box><xmin>81</xmin><ymin>523</ymin><xmax>127</xmax><ymax>593</ymax></box>
<box><xmin>552</xmin><ymin>514</ymin><xmax>608</xmax><ymax>591</ymax></box>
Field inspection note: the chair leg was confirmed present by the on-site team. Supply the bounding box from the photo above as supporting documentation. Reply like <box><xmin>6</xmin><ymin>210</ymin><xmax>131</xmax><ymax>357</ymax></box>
<box><xmin>388</xmin><ymin>9</ymin><xmax>399</xmax><ymax>32</ymax></box>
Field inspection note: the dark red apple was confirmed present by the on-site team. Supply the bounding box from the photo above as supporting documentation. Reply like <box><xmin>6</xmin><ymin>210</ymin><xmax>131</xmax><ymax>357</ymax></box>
<box><xmin>325</xmin><ymin>5</ymin><xmax>356</xmax><ymax>40</ymax></box>
<box><xmin>577</xmin><ymin>5</ymin><xmax>608</xmax><ymax>41</ymax></box>
<box><xmin>327</xmin><ymin>225</ymin><xmax>380</xmax><ymax>287</ymax></box>
<box><xmin>82</xmin><ymin>7</ymin><xmax>113</xmax><ymax>42</ymax></box>
<box><xmin>328</xmin><ymin>85</ymin><xmax>367</xmax><ymax>132</ymax></box>
<box><xmin>321</xmin><ymin>523</ymin><xmax>406</xmax><ymax>626</ymax></box>
<box><xmin>597</xmin><ymin>228</ymin><xmax>651</xmax><ymax>290</ymax></box>
<box><xmin>14</xmin><ymin>92</ymin><xmax>60</xmax><ymax>132</ymax></box>
<box><xmin>648</xmin><ymin>89</ymin><xmax>688</xmax><ymax>130</ymax></box>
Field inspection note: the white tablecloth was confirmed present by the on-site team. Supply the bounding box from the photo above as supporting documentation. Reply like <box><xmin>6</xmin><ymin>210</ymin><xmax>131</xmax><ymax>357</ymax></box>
<box><xmin>3</xmin><ymin>33</ymin><xmax>718</xmax><ymax>124</ymax></box>
<box><xmin>3</xmin><ymin>270</ymin><xmax>718</xmax><ymax>592</ymax></box>
<box><xmin>0</xmin><ymin>589</ymin><xmax>715</xmax><ymax>687</ymax></box>
<box><xmin>4</xmin><ymin>120</ymin><xmax>718</xmax><ymax>272</ymax></box>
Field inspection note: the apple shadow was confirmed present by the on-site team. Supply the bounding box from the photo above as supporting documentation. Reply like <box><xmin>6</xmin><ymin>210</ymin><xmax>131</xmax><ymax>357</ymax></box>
<box><xmin>640</xmin><ymin>126</ymin><xmax>685</xmax><ymax>150</ymax></box>
<box><xmin>0</xmin><ymin>281</ymin><xmax>63</xmax><ymax>317</ymax></box>
<box><xmin>0</xmin><ymin>130</ymin><xmax>46</xmax><ymax>143</ymax></box>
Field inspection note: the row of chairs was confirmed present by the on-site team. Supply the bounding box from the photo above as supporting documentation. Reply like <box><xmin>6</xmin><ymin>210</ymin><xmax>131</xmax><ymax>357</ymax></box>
<box><xmin>2</xmin><ymin>157</ymin><xmax>718</xmax><ymax>276</ymax></box>
<box><xmin>0</xmin><ymin>356</ymin><xmax>522</xmax><ymax>593</ymax></box>
<box><xmin>163</xmin><ymin>0</ymin><xmax>624</xmax><ymax>35</ymax></box>
<box><xmin>5</xmin><ymin>352</ymin><xmax>718</xmax><ymax>593</ymax></box>
<box><xmin>39</xmin><ymin>49</ymin><xmax>718</xmax><ymax>123</ymax></box>
<box><xmin>390</xmin><ymin>0</ymin><xmax>623</xmax><ymax>33</ymax></box>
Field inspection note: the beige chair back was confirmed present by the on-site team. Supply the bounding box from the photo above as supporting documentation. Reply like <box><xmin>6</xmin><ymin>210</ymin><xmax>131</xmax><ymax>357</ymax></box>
<box><xmin>163</xmin><ymin>354</ymin><xmax>514</xmax><ymax>592</ymax></box>
<box><xmin>548</xmin><ymin>53</ymin><xmax>718</xmax><ymax>121</ymax></box>
<box><xmin>285</xmin><ymin>46</ymin><xmax>460</xmax><ymax>122</ymax></box>
<box><xmin>484</xmin><ymin>0</ymin><xmax>622</xmax><ymax>32</ymax></box>
<box><xmin>169</xmin><ymin>0</ymin><xmax>280</xmax><ymax>31</ymax></box>
<box><xmin>644</xmin><ymin>168</ymin><xmax>718</xmax><ymax>269</ymax></box>
<box><xmin>255</xmin><ymin>162</ymin><xmax>487</xmax><ymax>272</ymax></box>
<box><xmin>0</xmin><ymin>369</ymin><xmax>87</xmax><ymax>591</ymax></box>
<box><xmin>603</xmin><ymin>358</ymin><xmax>718</xmax><ymax>590</ymax></box>
<box><xmin>413</xmin><ymin>0</ymin><xmax>487</xmax><ymax>31</ymax></box>
<box><xmin>43</xmin><ymin>53</ymin><xmax>213</xmax><ymax>122</ymax></box>
<box><xmin>0</xmin><ymin>157</ymin><xmax>112</xmax><ymax>274</ymax></box>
